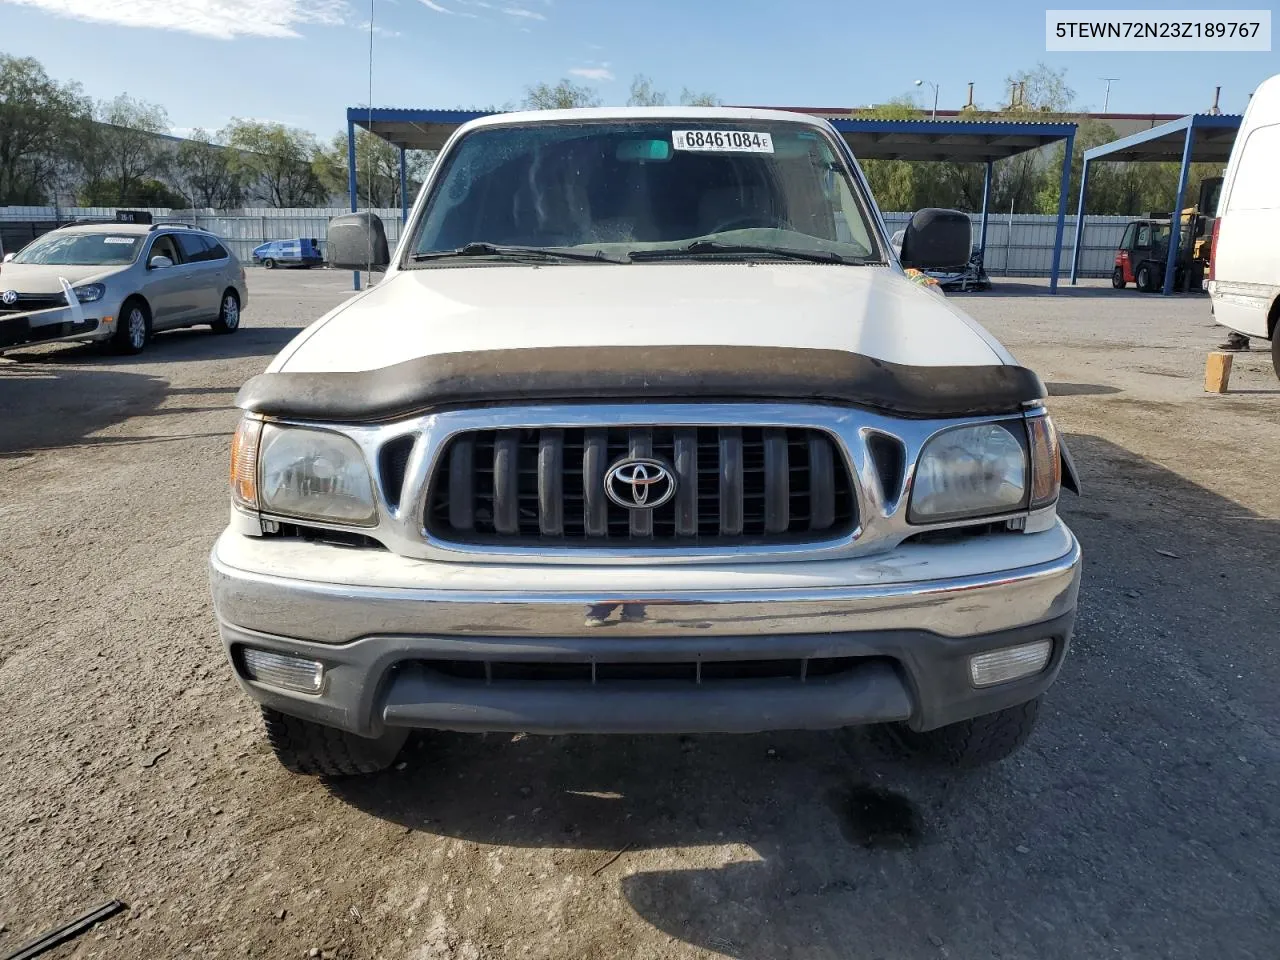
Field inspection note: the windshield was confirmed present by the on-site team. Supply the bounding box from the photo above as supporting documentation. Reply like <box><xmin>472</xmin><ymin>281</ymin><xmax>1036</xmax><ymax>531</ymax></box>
<box><xmin>13</xmin><ymin>231</ymin><xmax>143</xmax><ymax>266</ymax></box>
<box><xmin>408</xmin><ymin>120</ymin><xmax>882</xmax><ymax>264</ymax></box>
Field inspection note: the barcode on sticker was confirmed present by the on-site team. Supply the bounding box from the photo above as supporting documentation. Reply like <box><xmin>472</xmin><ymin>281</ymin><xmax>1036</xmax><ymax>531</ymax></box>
<box><xmin>103</xmin><ymin>237</ymin><xmax>136</xmax><ymax>244</ymax></box>
<box><xmin>672</xmin><ymin>130</ymin><xmax>774</xmax><ymax>153</ymax></box>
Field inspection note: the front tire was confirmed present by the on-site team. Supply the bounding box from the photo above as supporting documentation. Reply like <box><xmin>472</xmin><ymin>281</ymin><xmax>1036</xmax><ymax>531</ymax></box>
<box><xmin>260</xmin><ymin>707</ymin><xmax>406</xmax><ymax>777</ymax></box>
<box><xmin>1136</xmin><ymin>263</ymin><xmax>1155</xmax><ymax>292</ymax></box>
<box><xmin>1111</xmin><ymin>267</ymin><xmax>1125</xmax><ymax>289</ymax></box>
<box><xmin>113</xmin><ymin>299</ymin><xmax>150</xmax><ymax>355</ymax></box>
<box><xmin>263</xmin><ymin>257</ymin><xmax>276</xmax><ymax>270</ymax></box>
<box><xmin>1271</xmin><ymin>333</ymin><xmax>1280</xmax><ymax>382</ymax></box>
<box><xmin>885</xmin><ymin>698</ymin><xmax>1041</xmax><ymax>769</ymax></box>
<box><xmin>211</xmin><ymin>290</ymin><xmax>240</xmax><ymax>334</ymax></box>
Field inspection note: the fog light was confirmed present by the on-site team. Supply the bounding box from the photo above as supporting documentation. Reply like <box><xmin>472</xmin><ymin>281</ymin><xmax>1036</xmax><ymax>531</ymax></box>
<box><xmin>969</xmin><ymin>640</ymin><xmax>1052</xmax><ymax>688</ymax></box>
<box><xmin>242</xmin><ymin>648</ymin><xmax>324</xmax><ymax>694</ymax></box>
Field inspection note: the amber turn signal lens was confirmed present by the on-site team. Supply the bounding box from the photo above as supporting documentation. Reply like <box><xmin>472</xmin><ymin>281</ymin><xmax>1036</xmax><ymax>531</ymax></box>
<box><xmin>230</xmin><ymin>417</ymin><xmax>263</xmax><ymax>510</ymax></box>
<box><xmin>1028</xmin><ymin>414</ymin><xmax>1061</xmax><ymax>509</ymax></box>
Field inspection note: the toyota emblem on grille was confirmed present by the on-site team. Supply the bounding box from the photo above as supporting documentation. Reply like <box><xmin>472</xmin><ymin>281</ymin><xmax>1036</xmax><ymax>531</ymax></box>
<box><xmin>605</xmin><ymin>457</ymin><xmax>676</xmax><ymax>510</ymax></box>
<box><xmin>1</xmin><ymin>290</ymin><xmax>17</xmax><ymax>306</ymax></box>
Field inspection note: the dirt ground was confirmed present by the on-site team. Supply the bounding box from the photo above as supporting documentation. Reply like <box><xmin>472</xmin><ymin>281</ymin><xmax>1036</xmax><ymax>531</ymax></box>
<box><xmin>1</xmin><ymin>272</ymin><xmax>1276</xmax><ymax>960</ymax></box>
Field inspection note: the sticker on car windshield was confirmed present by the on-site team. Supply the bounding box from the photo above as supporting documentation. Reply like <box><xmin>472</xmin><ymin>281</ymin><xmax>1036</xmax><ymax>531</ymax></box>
<box><xmin>672</xmin><ymin>130</ymin><xmax>774</xmax><ymax>153</ymax></box>
<box><xmin>103</xmin><ymin>237</ymin><xmax>136</xmax><ymax>244</ymax></box>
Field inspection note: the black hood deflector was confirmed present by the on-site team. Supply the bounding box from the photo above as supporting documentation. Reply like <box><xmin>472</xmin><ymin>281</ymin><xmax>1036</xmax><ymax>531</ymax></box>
<box><xmin>235</xmin><ymin>345</ymin><xmax>1046</xmax><ymax>422</ymax></box>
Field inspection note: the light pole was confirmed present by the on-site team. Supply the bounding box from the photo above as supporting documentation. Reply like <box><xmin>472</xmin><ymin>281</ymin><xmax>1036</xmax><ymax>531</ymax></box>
<box><xmin>1100</xmin><ymin>77</ymin><xmax>1119</xmax><ymax>112</ymax></box>
<box><xmin>915</xmin><ymin>79</ymin><xmax>939</xmax><ymax>120</ymax></box>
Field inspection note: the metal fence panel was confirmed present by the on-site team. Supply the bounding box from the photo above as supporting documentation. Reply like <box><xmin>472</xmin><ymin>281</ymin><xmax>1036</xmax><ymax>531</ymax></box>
<box><xmin>882</xmin><ymin>212</ymin><xmax>1130</xmax><ymax>277</ymax></box>
<box><xmin>2</xmin><ymin>205</ymin><xmax>1130</xmax><ymax>277</ymax></box>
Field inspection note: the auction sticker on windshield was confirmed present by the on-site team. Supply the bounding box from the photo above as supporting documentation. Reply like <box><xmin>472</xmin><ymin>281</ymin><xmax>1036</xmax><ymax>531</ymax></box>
<box><xmin>672</xmin><ymin>130</ymin><xmax>774</xmax><ymax>153</ymax></box>
<box><xmin>103</xmin><ymin>237</ymin><xmax>136</xmax><ymax>244</ymax></box>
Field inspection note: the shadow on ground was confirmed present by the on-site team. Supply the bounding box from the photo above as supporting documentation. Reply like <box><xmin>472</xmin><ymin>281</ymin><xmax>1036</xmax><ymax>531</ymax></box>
<box><xmin>326</xmin><ymin>434</ymin><xmax>1280</xmax><ymax>959</ymax></box>
<box><xmin>1046</xmin><ymin>381</ymin><xmax>1122</xmax><ymax>397</ymax></box>
<box><xmin>0</xmin><ymin>366</ymin><xmax>170</xmax><ymax>456</ymax></box>
<box><xmin>2</xmin><ymin>324</ymin><xmax>300</xmax><ymax>366</ymax></box>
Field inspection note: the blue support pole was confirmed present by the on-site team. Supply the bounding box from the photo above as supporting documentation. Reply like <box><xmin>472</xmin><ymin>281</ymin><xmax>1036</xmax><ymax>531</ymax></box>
<box><xmin>979</xmin><ymin>161</ymin><xmax>992</xmax><ymax>259</ymax></box>
<box><xmin>1048</xmin><ymin>132</ymin><xmax>1074</xmax><ymax>294</ymax></box>
<box><xmin>399</xmin><ymin>146</ymin><xmax>409</xmax><ymax>227</ymax></box>
<box><xmin>1069</xmin><ymin>157</ymin><xmax>1090</xmax><ymax>284</ymax></box>
<box><xmin>1163</xmin><ymin>125</ymin><xmax>1194</xmax><ymax>296</ymax></box>
<box><xmin>347</xmin><ymin>112</ymin><xmax>360</xmax><ymax>291</ymax></box>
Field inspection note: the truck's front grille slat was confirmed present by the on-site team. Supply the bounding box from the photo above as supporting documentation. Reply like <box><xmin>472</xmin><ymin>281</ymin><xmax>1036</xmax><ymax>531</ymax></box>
<box><xmin>427</xmin><ymin>425</ymin><xmax>856</xmax><ymax>548</ymax></box>
<box><xmin>537</xmin><ymin>429</ymin><xmax>564</xmax><ymax>536</ymax></box>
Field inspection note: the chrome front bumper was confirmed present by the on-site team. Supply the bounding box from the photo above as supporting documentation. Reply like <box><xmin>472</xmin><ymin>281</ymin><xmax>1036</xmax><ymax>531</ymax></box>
<box><xmin>209</xmin><ymin>524</ymin><xmax>1082</xmax><ymax>736</ymax></box>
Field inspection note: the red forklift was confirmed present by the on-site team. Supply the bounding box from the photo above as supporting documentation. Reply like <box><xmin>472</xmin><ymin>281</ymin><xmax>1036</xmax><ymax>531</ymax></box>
<box><xmin>1111</xmin><ymin>178</ymin><xmax>1221</xmax><ymax>293</ymax></box>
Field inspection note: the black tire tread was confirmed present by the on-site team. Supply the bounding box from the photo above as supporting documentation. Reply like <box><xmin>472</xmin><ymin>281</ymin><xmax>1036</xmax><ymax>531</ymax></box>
<box><xmin>895</xmin><ymin>698</ymin><xmax>1041</xmax><ymax>769</ymax></box>
<box><xmin>113</xmin><ymin>296</ymin><xmax>149</xmax><ymax>354</ymax></box>
<box><xmin>260</xmin><ymin>706</ymin><xmax>403</xmax><ymax>777</ymax></box>
<box><xmin>211</xmin><ymin>288</ymin><xmax>239</xmax><ymax>334</ymax></box>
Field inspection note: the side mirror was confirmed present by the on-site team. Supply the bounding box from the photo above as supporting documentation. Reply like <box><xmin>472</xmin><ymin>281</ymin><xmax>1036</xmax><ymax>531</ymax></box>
<box><xmin>2</xmin><ymin>252</ymin><xmax>14</xmax><ymax>262</ymax></box>
<box><xmin>149</xmin><ymin>255</ymin><xmax>174</xmax><ymax>270</ymax></box>
<box><xmin>899</xmin><ymin>208</ymin><xmax>972</xmax><ymax>271</ymax></box>
<box><xmin>327</xmin><ymin>213</ymin><xmax>390</xmax><ymax>271</ymax></box>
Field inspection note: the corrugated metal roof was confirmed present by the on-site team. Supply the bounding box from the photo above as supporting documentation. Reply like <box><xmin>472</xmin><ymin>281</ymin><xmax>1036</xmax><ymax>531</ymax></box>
<box><xmin>349</xmin><ymin>107</ymin><xmax>1077</xmax><ymax>161</ymax></box>
<box><xmin>1083</xmin><ymin>113</ymin><xmax>1242</xmax><ymax>163</ymax></box>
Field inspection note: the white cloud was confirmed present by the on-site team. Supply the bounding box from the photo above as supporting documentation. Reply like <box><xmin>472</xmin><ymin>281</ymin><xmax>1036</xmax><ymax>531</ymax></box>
<box><xmin>356</xmin><ymin>20</ymin><xmax>402</xmax><ymax>35</ymax></box>
<box><xmin>502</xmin><ymin>6</ymin><xmax>544</xmax><ymax>20</ymax></box>
<box><xmin>569</xmin><ymin>65</ymin><xmax>613</xmax><ymax>82</ymax></box>
<box><xmin>0</xmin><ymin>0</ymin><xmax>349</xmax><ymax>37</ymax></box>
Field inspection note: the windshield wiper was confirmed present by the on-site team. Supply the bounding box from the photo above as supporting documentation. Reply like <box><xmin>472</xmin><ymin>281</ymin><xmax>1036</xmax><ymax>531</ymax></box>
<box><xmin>411</xmin><ymin>242</ymin><xmax>624</xmax><ymax>264</ymax></box>
<box><xmin>628</xmin><ymin>240</ymin><xmax>862</xmax><ymax>264</ymax></box>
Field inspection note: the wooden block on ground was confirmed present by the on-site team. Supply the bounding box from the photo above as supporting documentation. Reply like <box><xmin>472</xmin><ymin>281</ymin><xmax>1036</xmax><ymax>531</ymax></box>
<box><xmin>1204</xmin><ymin>351</ymin><xmax>1233</xmax><ymax>393</ymax></box>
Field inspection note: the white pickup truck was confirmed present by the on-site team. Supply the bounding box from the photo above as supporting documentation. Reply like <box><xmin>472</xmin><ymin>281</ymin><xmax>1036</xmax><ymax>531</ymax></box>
<box><xmin>209</xmin><ymin>107</ymin><xmax>1081</xmax><ymax>776</ymax></box>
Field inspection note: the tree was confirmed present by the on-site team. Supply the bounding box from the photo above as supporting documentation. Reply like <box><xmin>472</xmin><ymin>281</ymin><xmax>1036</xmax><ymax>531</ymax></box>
<box><xmin>78</xmin><ymin>95</ymin><xmax>173</xmax><ymax>204</ymax></box>
<box><xmin>626</xmin><ymin>75</ymin><xmax>667</xmax><ymax>107</ymax></box>
<box><xmin>314</xmin><ymin>129</ymin><xmax>434</xmax><ymax>208</ymax></box>
<box><xmin>853</xmin><ymin>99</ymin><xmax>923</xmax><ymax>211</ymax></box>
<box><xmin>522</xmin><ymin>80</ymin><xmax>601</xmax><ymax>110</ymax></box>
<box><xmin>679</xmin><ymin>88</ymin><xmax>721</xmax><ymax>107</ymax></box>
<box><xmin>174</xmin><ymin>127</ymin><xmax>243</xmax><ymax>208</ymax></box>
<box><xmin>224</xmin><ymin>119</ymin><xmax>325</xmax><ymax>207</ymax></box>
<box><xmin>1004</xmin><ymin>63</ymin><xmax>1076</xmax><ymax>113</ymax></box>
<box><xmin>0</xmin><ymin>54</ymin><xmax>92</xmax><ymax>204</ymax></box>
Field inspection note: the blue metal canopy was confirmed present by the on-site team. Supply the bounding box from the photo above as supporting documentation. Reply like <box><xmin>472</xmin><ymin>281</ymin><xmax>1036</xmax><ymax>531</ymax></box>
<box><xmin>346</xmin><ymin>107</ymin><xmax>1078</xmax><ymax>291</ymax></box>
<box><xmin>1068</xmin><ymin>113</ymin><xmax>1242</xmax><ymax>295</ymax></box>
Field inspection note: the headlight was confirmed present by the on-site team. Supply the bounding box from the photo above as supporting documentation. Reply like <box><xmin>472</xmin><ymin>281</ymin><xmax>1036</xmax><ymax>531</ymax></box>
<box><xmin>909</xmin><ymin>421</ymin><xmax>1027</xmax><ymax>523</ymax></box>
<box><xmin>244</xmin><ymin>423</ymin><xmax>377</xmax><ymax>525</ymax></box>
<box><xmin>70</xmin><ymin>283</ymin><xmax>106</xmax><ymax>303</ymax></box>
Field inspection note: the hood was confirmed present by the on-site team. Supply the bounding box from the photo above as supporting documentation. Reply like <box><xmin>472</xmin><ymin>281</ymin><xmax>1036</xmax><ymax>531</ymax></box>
<box><xmin>0</xmin><ymin>262</ymin><xmax>122</xmax><ymax>294</ymax></box>
<box><xmin>271</xmin><ymin>263</ymin><xmax>1014</xmax><ymax>374</ymax></box>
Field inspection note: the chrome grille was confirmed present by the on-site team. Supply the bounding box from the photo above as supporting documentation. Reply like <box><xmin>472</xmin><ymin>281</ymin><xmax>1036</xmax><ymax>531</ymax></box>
<box><xmin>424</xmin><ymin>426</ymin><xmax>855</xmax><ymax>546</ymax></box>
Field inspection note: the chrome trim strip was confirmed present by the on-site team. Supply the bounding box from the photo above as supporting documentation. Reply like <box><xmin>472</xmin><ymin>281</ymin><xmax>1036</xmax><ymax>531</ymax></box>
<box><xmin>209</xmin><ymin>534</ymin><xmax>1081</xmax><ymax>644</ymax></box>
<box><xmin>253</xmin><ymin>402</ymin><xmax>1052</xmax><ymax>566</ymax></box>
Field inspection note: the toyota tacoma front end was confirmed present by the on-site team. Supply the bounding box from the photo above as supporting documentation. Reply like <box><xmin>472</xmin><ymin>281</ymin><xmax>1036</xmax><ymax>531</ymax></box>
<box><xmin>209</xmin><ymin>107</ymin><xmax>1082</xmax><ymax>775</ymax></box>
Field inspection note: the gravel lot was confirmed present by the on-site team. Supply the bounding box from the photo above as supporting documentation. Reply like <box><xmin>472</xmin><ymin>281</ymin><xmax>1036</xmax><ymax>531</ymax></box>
<box><xmin>1</xmin><ymin>270</ymin><xmax>1277</xmax><ymax>959</ymax></box>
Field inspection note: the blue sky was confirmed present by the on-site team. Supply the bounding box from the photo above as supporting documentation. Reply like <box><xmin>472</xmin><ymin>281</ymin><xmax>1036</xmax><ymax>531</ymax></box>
<box><xmin>1</xmin><ymin>0</ymin><xmax>1275</xmax><ymax>140</ymax></box>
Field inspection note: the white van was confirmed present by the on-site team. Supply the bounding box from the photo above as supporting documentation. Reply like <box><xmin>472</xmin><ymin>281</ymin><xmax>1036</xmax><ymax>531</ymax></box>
<box><xmin>1210</xmin><ymin>73</ymin><xmax>1280</xmax><ymax>379</ymax></box>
